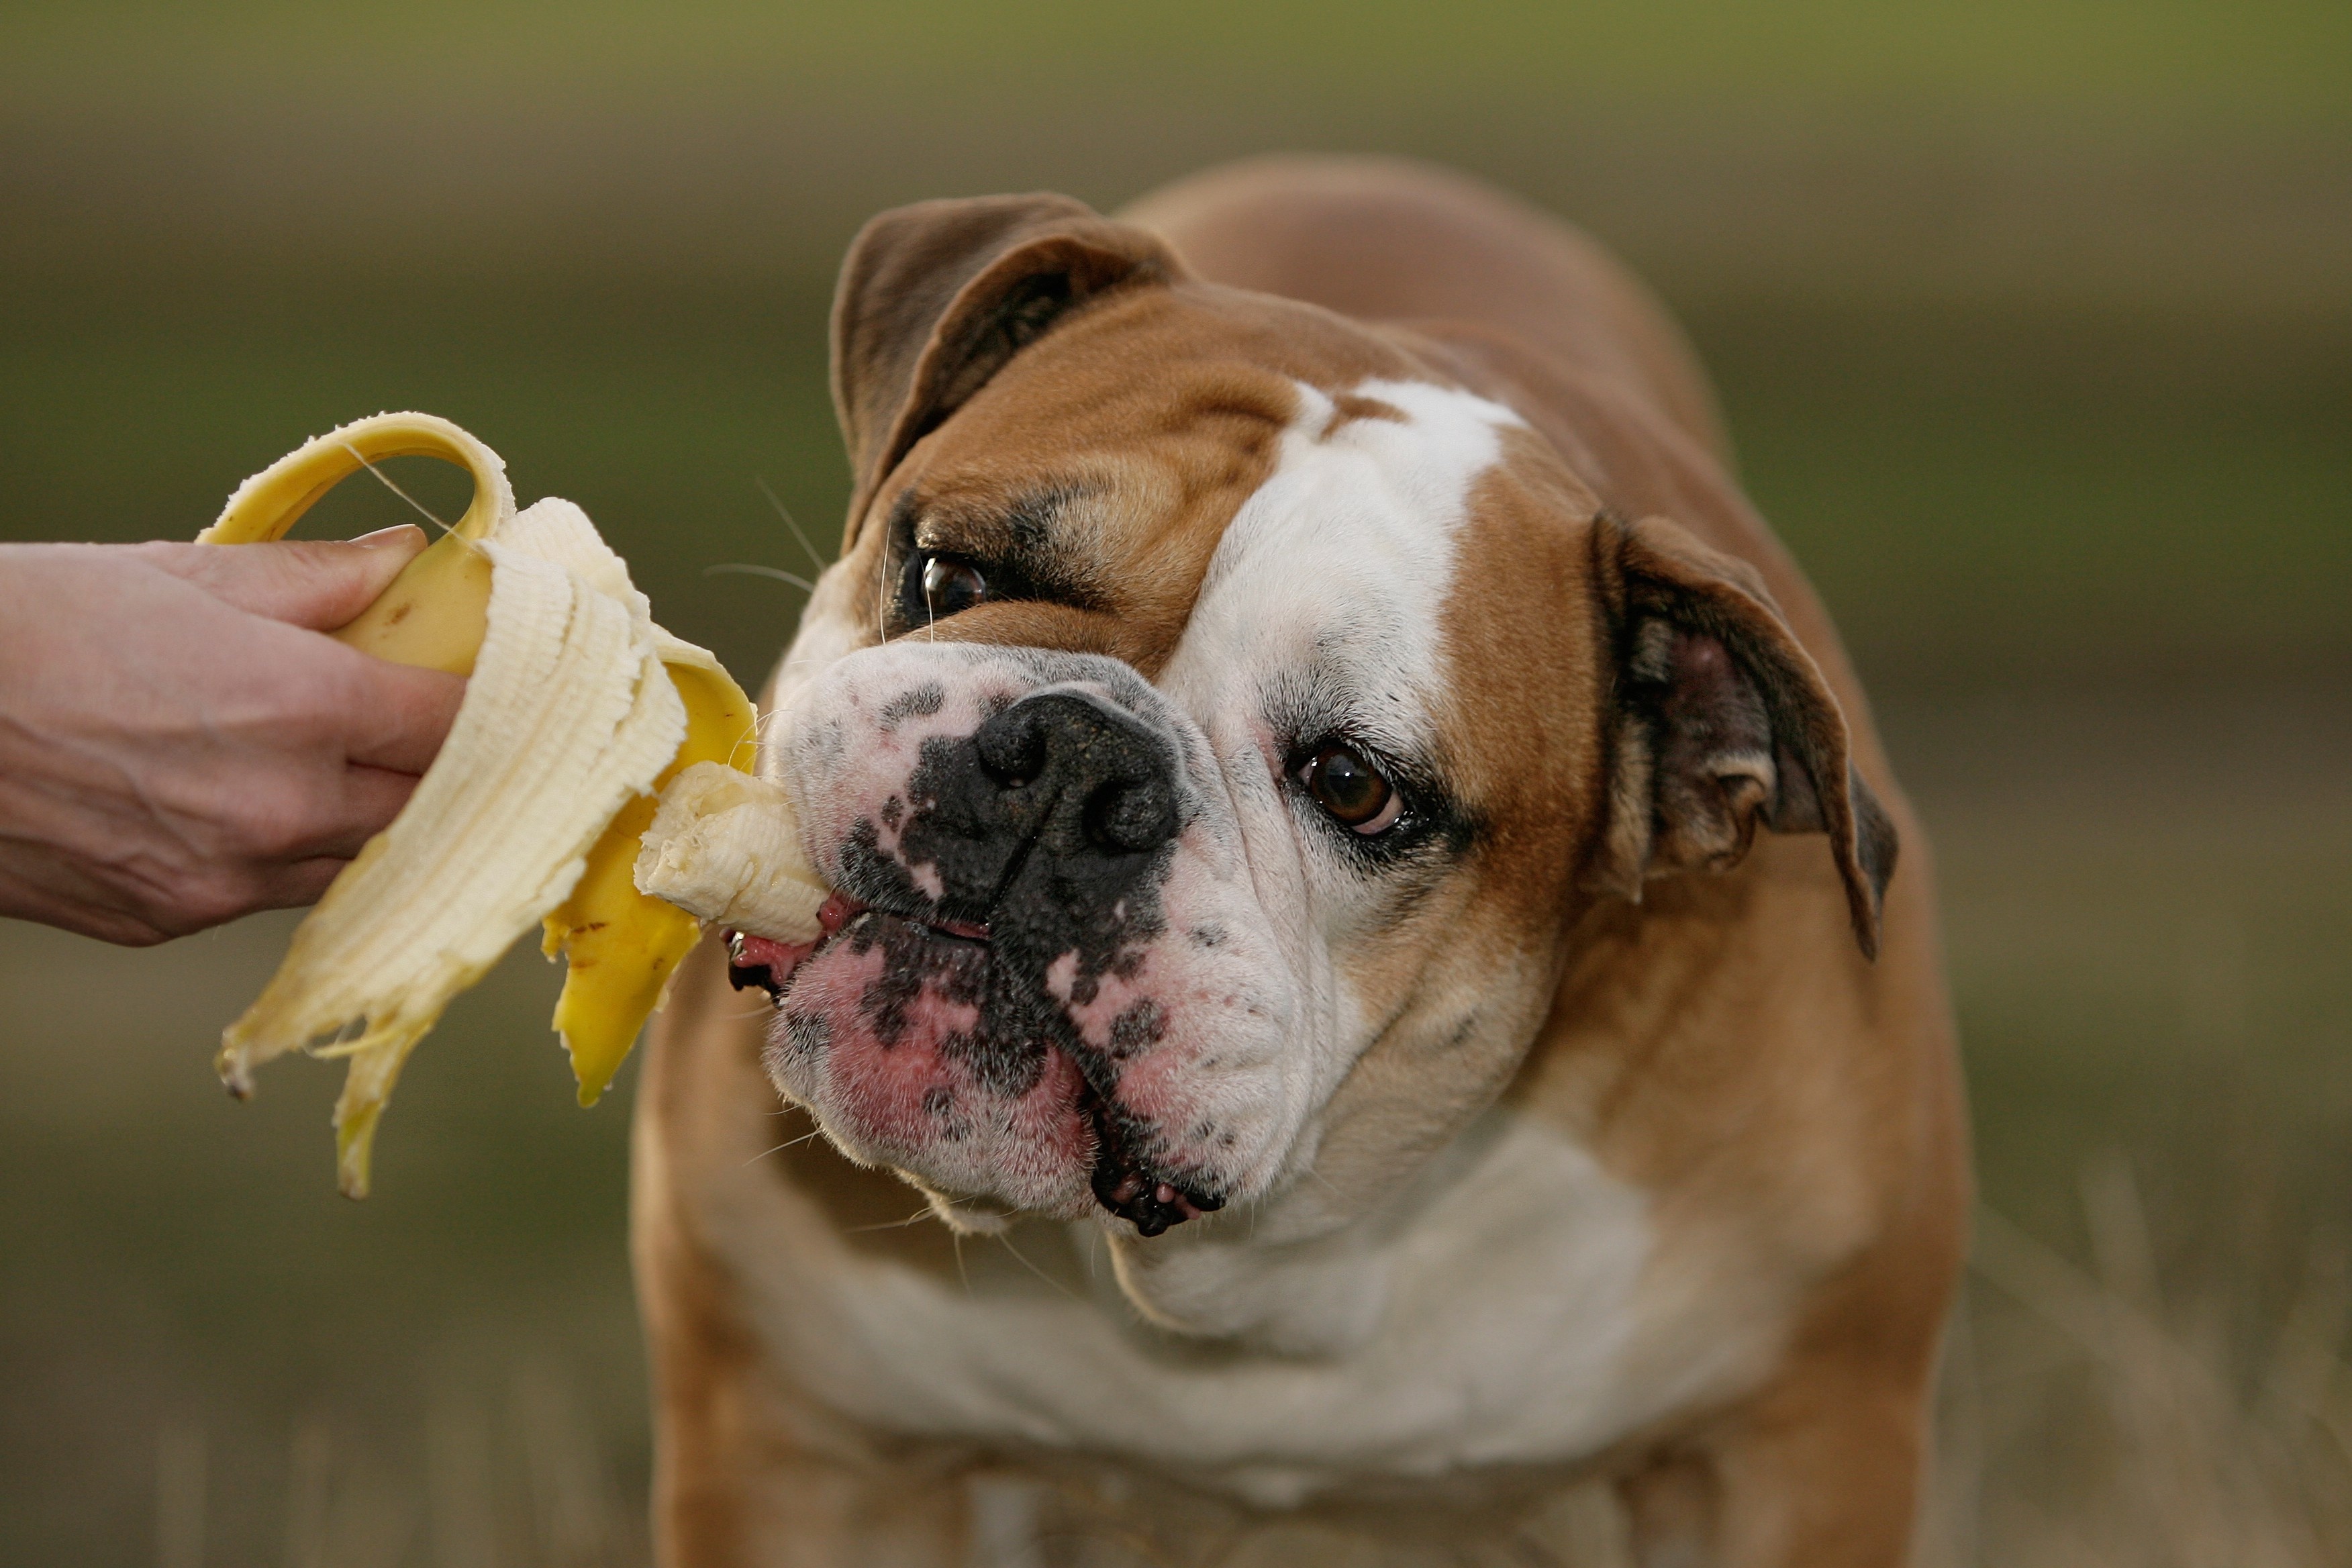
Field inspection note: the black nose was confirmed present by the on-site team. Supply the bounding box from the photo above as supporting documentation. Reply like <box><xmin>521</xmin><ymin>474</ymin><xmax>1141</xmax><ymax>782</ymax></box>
<box><xmin>974</xmin><ymin>689</ymin><xmax>1181</xmax><ymax>854</ymax></box>
<box><xmin>877</xmin><ymin>685</ymin><xmax>1185</xmax><ymax>934</ymax></box>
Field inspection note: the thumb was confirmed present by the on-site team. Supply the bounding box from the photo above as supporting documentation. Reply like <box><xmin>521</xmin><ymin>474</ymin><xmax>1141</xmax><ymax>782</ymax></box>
<box><xmin>136</xmin><ymin>526</ymin><xmax>432</xmax><ymax>630</ymax></box>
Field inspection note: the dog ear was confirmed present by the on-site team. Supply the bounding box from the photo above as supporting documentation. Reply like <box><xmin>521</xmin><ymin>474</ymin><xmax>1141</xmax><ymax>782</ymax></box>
<box><xmin>1585</xmin><ymin>512</ymin><xmax>1897</xmax><ymax>959</ymax></box>
<box><xmin>830</xmin><ymin>193</ymin><xmax>1186</xmax><ymax>536</ymax></box>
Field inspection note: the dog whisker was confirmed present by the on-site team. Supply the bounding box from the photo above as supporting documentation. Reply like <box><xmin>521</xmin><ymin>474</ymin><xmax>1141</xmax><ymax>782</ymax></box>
<box><xmin>754</xmin><ymin>475</ymin><xmax>830</xmax><ymax>575</ymax></box>
<box><xmin>993</xmin><ymin>1231</ymin><xmax>1084</xmax><ymax>1306</ymax></box>
<box><xmin>704</xmin><ymin>562</ymin><xmax>818</xmax><ymax>594</ymax></box>
<box><xmin>842</xmin><ymin>1205</ymin><xmax>940</xmax><ymax>1234</ymax></box>
<box><xmin>739</xmin><ymin>1128</ymin><xmax>828</xmax><ymax>1167</ymax></box>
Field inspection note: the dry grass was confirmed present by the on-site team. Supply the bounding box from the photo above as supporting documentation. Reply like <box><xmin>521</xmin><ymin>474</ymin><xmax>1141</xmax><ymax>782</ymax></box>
<box><xmin>150</xmin><ymin>1354</ymin><xmax>646</xmax><ymax>1568</ymax></box>
<box><xmin>131</xmin><ymin>1165</ymin><xmax>2352</xmax><ymax>1567</ymax></box>
<box><xmin>1932</xmin><ymin>1172</ymin><xmax>2352</xmax><ymax>1568</ymax></box>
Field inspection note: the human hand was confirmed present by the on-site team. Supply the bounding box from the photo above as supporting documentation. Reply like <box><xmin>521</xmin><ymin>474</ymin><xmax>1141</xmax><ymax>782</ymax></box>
<box><xmin>0</xmin><ymin>527</ymin><xmax>467</xmax><ymax>944</ymax></box>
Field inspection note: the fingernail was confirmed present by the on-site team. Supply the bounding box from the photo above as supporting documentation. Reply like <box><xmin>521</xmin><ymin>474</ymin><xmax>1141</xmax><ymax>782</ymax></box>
<box><xmin>351</xmin><ymin>524</ymin><xmax>428</xmax><ymax>549</ymax></box>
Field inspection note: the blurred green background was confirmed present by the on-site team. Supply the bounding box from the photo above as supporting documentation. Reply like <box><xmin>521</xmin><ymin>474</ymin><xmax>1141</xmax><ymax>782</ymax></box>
<box><xmin>2</xmin><ymin>3</ymin><xmax>2347</xmax><ymax>1563</ymax></box>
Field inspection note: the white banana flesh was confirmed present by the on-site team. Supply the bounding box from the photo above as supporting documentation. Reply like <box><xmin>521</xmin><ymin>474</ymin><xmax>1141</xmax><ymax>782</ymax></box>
<box><xmin>633</xmin><ymin>761</ymin><xmax>828</xmax><ymax>944</ymax></box>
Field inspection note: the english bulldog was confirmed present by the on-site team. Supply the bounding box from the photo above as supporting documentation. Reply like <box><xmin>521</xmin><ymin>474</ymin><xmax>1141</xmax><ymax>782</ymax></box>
<box><xmin>634</xmin><ymin>156</ymin><xmax>1967</xmax><ymax>1566</ymax></box>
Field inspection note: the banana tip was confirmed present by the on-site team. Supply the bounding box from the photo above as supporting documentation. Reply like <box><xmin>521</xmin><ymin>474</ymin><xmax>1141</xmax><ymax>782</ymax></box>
<box><xmin>334</xmin><ymin>1109</ymin><xmax>380</xmax><ymax>1199</ymax></box>
<box><xmin>215</xmin><ymin>1042</ymin><xmax>256</xmax><ymax>1099</ymax></box>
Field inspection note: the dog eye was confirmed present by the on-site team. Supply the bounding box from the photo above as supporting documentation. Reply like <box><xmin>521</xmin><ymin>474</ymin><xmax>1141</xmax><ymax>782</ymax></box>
<box><xmin>1298</xmin><ymin>742</ymin><xmax>1402</xmax><ymax>834</ymax></box>
<box><xmin>918</xmin><ymin>554</ymin><xmax>988</xmax><ymax>619</ymax></box>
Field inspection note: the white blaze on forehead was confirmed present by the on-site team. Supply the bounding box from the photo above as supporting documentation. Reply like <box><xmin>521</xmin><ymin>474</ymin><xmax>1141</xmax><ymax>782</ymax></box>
<box><xmin>1160</xmin><ymin>377</ymin><xmax>1526</xmax><ymax>745</ymax></box>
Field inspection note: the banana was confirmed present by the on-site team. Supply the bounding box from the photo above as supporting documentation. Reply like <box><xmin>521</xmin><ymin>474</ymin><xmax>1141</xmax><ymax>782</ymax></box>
<box><xmin>200</xmin><ymin>410</ymin><xmax>505</xmax><ymax>672</ymax></box>
<box><xmin>201</xmin><ymin>412</ymin><xmax>768</xmax><ymax>1195</ymax></box>
<box><xmin>542</xmin><ymin>653</ymin><xmax>756</xmax><ymax>1108</ymax></box>
<box><xmin>633</xmin><ymin>761</ymin><xmax>828</xmax><ymax>942</ymax></box>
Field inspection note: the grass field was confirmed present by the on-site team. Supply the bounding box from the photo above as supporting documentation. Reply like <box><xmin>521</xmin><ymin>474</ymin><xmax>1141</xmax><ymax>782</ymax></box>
<box><xmin>2</xmin><ymin>3</ymin><xmax>2347</xmax><ymax>1561</ymax></box>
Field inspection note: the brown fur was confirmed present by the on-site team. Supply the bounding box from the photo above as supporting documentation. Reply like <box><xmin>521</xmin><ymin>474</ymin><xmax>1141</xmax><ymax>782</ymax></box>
<box><xmin>634</xmin><ymin>156</ymin><xmax>1966</xmax><ymax>1565</ymax></box>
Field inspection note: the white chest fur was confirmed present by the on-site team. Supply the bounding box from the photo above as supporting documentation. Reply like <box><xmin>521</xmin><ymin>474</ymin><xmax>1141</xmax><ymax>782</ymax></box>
<box><xmin>744</xmin><ymin>1110</ymin><xmax>1756</xmax><ymax>1508</ymax></box>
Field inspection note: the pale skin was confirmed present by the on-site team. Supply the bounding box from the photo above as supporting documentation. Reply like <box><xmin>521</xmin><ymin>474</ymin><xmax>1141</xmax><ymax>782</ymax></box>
<box><xmin>0</xmin><ymin>524</ymin><xmax>464</xmax><ymax>946</ymax></box>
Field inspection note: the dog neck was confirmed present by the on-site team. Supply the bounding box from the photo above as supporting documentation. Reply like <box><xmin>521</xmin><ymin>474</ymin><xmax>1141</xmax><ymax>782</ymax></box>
<box><xmin>1091</xmin><ymin>1101</ymin><xmax>1622</xmax><ymax>1360</ymax></box>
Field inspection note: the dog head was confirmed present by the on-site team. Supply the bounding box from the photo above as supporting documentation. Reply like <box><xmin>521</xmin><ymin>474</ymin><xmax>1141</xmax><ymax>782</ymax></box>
<box><xmin>734</xmin><ymin>194</ymin><xmax>1894</xmax><ymax>1243</ymax></box>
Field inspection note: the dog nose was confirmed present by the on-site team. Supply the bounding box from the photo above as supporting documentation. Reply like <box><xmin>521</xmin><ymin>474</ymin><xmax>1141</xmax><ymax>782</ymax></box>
<box><xmin>975</xmin><ymin>689</ymin><xmax>1180</xmax><ymax>854</ymax></box>
<box><xmin>883</xmin><ymin>685</ymin><xmax>1184</xmax><ymax>926</ymax></box>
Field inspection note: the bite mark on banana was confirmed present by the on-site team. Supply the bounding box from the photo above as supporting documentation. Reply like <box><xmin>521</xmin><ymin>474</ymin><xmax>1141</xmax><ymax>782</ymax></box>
<box><xmin>633</xmin><ymin>761</ymin><xmax>828</xmax><ymax>944</ymax></box>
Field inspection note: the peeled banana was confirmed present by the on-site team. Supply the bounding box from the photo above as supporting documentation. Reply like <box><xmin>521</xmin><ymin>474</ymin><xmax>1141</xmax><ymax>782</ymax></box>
<box><xmin>201</xmin><ymin>413</ymin><xmax>761</xmax><ymax>1196</ymax></box>
<box><xmin>634</xmin><ymin>761</ymin><xmax>828</xmax><ymax>943</ymax></box>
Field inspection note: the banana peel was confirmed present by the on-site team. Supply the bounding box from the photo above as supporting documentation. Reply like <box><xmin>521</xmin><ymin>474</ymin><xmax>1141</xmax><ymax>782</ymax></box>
<box><xmin>201</xmin><ymin>412</ymin><xmax>760</xmax><ymax>1195</ymax></box>
<box><xmin>540</xmin><ymin>652</ymin><xmax>756</xmax><ymax>1108</ymax></box>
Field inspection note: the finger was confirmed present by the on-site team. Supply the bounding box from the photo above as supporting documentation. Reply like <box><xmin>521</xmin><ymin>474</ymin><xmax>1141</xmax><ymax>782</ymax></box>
<box><xmin>334</xmin><ymin>658</ymin><xmax>469</xmax><ymax>775</ymax></box>
<box><xmin>258</xmin><ymin>765</ymin><xmax>425</xmax><ymax>866</ymax></box>
<box><xmin>246</xmin><ymin>854</ymin><xmax>358</xmax><ymax>914</ymax></box>
<box><xmin>135</xmin><ymin>528</ymin><xmax>430</xmax><ymax>629</ymax></box>
<box><xmin>329</xmin><ymin>765</ymin><xmax>426</xmax><ymax>854</ymax></box>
